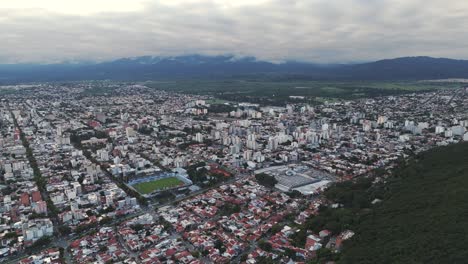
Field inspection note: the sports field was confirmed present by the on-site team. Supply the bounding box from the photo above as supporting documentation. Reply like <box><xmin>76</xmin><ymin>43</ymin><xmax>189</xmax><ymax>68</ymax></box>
<box><xmin>132</xmin><ymin>177</ymin><xmax>184</xmax><ymax>194</ymax></box>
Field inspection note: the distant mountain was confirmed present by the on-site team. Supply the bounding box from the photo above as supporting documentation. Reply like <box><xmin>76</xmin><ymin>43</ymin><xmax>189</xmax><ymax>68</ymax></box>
<box><xmin>0</xmin><ymin>55</ymin><xmax>326</xmax><ymax>83</ymax></box>
<box><xmin>336</xmin><ymin>56</ymin><xmax>468</xmax><ymax>80</ymax></box>
<box><xmin>1</xmin><ymin>55</ymin><xmax>468</xmax><ymax>83</ymax></box>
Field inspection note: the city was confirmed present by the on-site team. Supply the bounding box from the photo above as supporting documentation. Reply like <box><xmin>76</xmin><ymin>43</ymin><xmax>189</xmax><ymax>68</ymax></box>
<box><xmin>2</xmin><ymin>0</ymin><xmax>468</xmax><ymax>263</ymax></box>
<box><xmin>0</xmin><ymin>82</ymin><xmax>466</xmax><ymax>263</ymax></box>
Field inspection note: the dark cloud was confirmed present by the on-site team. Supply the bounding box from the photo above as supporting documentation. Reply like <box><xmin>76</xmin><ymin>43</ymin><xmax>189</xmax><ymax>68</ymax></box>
<box><xmin>1</xmin><ymin>0</ymin><xmax>468</xmax><ymax>63</ymax></box>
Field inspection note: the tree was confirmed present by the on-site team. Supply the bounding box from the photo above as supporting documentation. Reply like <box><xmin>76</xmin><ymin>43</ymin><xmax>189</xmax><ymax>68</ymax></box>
<box><xmin>131</xmin><ymin>224</ymin><xmax>144</xmax><ymax>232</ymax></box>
<box><xmin>4</xmin><ymin>232</ymin><xmax>18</xmax><ymax>239</ymax></box>
<box><xmin>218</xmin><ymin>204</ymin><xmax>241</xmax><ymax>216</ymax></box>
<box><xmin>270</xmin><ymin>224</ymin><xmax>283</xmax><ymax>234</ymax></box>
<box><xmin>287</xmin><ymin>190</ymin><xmax>303</xmax><ymax>198</ymax></box>
<box><xmin>255</xmin><ymin>173</ymin><xmax>278</xmax><ymax>188</ymax></box>
<box><xmin>214</xmin><ymin>239</ymin><xmax>226</xmax><ymax>254</ymax></box>
<box><xmin>99</xmin><ymin>217</ymin><xmax>112</xmax><ymax>225</ymax></box>
<box><xmin>285</xmin><ymin>248</ymin><xmax>297</xmax><ymax>259</ymax></box>
<box><xmin>339</xmin><ymin>143</ymin><xmax>468</xmax><ymax>264</ymax></box>
<box><xmin>58</xmin><ymin>225</ymin><xmax>72</xmax><ymax>235</ymax></box>
<box><xmin>59</xmin><ymin>247</ymin><xmax>65</xmax><ymax>261</ymax></box>
<box><xmin>290</xmin><ymin>229</ymin><xmax>307</xmax><ymax>248</ymax></box>
<box><xmin>99</xmin><ymin>245</ymin><xmax>108</xmax><ymax>252</ymax></box>
<box><xmin>258</xmin><ymin>240</ymin><xmax>272</xmax><ymax>252</ymax></box>
<box><xmin>29</xmin><ymin>236</ymin><xmax>51</xmax><ymax>250</ymax></box>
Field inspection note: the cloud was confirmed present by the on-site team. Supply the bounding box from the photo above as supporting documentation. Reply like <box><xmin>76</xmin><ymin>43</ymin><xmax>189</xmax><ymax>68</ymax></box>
<box><xmin>0</xmin><ymin>0</ymin><xmax>148</xmax><ymax>15</ymax></box>
<box><xmin>1</xmin><ymin>0</ymin><xmax>468</xmax><ymax>63</ymax></box>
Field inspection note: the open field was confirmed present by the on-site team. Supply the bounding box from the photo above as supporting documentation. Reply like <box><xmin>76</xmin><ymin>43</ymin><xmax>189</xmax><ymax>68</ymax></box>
<box><xmin>205</xmin><ymin>98</ymin><xmax>232</xmax><ymax>105</ymax></box>
<box><xmin>132</xmin><ymin>177</ymin><xmax>184</xmax><ymax>194</ymax></box>
<box><xmin>145</xmin><ymin>80</ymin><xmax>463</xmax><ymax>106</ymax></box>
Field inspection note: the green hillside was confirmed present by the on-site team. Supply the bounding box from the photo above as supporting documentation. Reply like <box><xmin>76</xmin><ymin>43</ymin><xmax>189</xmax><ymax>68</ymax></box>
<box><xmin>339</xmin><ymin>142</ymin><xmax>468</xmax><ymax>264</ymax></box>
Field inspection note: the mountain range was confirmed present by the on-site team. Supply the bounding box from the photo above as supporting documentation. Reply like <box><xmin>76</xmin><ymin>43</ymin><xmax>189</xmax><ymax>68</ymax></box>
<box><xmin>1</xmin><ymin>55</ymin><xmax>468</xmax><ymax>83</ymax></box>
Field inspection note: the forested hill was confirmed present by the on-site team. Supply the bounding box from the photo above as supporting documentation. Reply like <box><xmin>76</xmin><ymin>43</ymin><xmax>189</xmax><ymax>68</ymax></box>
<box><xmin>339</xmin><ymin>142</ymin><xmax>468</xmax><ymax>263</ymax></box>
<box><xmin>3</xmin><ymin>55</ymin><xmax>468</xmax><ymax>82</ymax></box>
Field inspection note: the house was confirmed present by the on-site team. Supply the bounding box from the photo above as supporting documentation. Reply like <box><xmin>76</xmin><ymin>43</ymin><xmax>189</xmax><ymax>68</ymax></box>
<box><xmin>305</xmin><ymin>234</ymin><xmax>322</xmax><ymax>251</ymax></box>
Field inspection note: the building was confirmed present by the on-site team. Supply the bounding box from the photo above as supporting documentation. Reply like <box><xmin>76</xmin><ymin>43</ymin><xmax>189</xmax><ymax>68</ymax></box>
<box><xmin>126</xmin><ymin>127</ymin><xmax>136</xmax><ymax>138</ymax></box>
<box><xmin>31</xmin><ymin>191</ymin><xmax>42</xmax><ymax>202</ymax></box>
<box><xmin>22</xmin><ymin>219</ymin><xmax>54</xmax><ymax>242</ymax></box>
<box><xmin>32</xmin><ymin>201</ymin><xmax>48</xmax><ymax>214</ymax></box>
<box><xmin>20</xmin><ymin>193</ymin><xmax>30</xmax><ymax>206</ymax></box>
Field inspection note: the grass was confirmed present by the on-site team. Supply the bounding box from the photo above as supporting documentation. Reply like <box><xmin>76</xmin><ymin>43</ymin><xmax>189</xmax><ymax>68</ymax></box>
<box><xmin>145</xmin><ymin>80</ymin><xmax>462</xmax><ymax>106</ymax></box>
<box><xmin>206</xmin><ymin>98</ymin><xmax>232</xmax><ymax>105</ymax></box>
<box><xmin>146</xmin><ymin>80</ymin><xmax>460</xmax><ymax>93</ymax></box>
<box><xmin>132</xmin><ymin>177</ymin><xmax>184</xmax><ymax>194</ymax></box>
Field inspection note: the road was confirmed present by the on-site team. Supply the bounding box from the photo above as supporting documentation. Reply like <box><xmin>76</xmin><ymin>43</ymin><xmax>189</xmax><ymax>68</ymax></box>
<box><xmin>7</xmin><ymin>102</ymin><xmax>252</xmax><ymax>263</ymax></box>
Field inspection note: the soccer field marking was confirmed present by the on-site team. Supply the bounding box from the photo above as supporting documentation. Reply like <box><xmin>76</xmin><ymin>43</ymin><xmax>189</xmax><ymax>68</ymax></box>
<box><xmin>132</xmin><ymin>177</ymin><xmax>185</xmax><ymax>194</ymax></box>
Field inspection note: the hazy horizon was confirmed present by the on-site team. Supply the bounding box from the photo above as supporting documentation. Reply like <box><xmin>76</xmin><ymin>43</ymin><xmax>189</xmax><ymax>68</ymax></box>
<box><xmin>2</xmin><ymin>0</ymin><xmax>468</xmax><ymax>64</ymax></box>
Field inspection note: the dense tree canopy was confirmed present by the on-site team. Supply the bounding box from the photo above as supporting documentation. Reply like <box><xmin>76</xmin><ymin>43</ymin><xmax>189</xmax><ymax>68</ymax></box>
<box><xmin>339</xmin><ymin>142</ymin><xmax>468</xmax><ymax>264</ymax></box>
<box><xmin>255</xmin><ymin>173</ymin><xmax>278</xmax><ymax>188</ymax></box>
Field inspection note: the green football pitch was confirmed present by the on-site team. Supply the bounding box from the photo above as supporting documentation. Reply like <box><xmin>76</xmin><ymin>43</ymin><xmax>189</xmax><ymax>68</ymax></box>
<box><xmin>132</xmin><ymin>177</ymin><xmax>184</xmax><ymax>194</ymax></box>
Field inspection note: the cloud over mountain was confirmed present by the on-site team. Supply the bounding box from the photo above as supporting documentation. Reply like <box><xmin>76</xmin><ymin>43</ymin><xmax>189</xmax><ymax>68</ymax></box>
<box><xmin>2</xmin><ymin>0</ymin><xmax>468</xmax><ymax>63</ymax></box>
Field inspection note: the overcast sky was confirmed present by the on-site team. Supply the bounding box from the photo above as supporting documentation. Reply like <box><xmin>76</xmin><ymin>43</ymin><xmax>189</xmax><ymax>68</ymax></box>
<box><xmin>1</xmin><ymin>0</ymin><xmax>468</xmax><ymax>64</ymax></box>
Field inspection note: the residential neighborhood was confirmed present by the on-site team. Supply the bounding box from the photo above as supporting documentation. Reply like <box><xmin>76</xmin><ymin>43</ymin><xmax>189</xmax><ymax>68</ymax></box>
<box><xmin>0</xmin><ymin>82</ymin><xmax>466</xmax><ymax>263</ymax></box>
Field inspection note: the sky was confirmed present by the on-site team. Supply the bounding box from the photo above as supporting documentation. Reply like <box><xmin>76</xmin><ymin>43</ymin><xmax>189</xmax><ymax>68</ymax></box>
<box><xmin>1</xmin><ymin>0</ymin><xmax>468</xmax><ymax>64</ymax></box>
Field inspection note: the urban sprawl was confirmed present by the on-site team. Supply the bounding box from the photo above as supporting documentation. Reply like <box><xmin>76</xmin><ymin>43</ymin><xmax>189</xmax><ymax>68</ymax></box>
<box><xmin>0</xmin><ymin>83</ymin><xmax>467</xmax><ymax>263</ymax></box>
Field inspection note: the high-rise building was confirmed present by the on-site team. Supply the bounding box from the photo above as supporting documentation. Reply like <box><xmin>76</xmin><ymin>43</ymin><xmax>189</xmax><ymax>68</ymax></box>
<box><xmin>195</xmin><ymin>133</ymin><xmax>204</xmax><ymax>143</ymax></box>
<box><xmin>126</xmin><ymin>127</ymin><xmax>136</xmax><ymax>137</ymax></box>
<box><xmin>32</xmin><ymin>201</ymin><xmax>47</xmax><ymax>214</ymax></box>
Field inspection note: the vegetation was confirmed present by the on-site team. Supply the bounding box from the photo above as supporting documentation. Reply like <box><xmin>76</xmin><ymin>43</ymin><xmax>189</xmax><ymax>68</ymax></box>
<box><xmin>270</xmin><ymin>224</ymin><xmax>283</xmax><ymax>235</ymax></box>
<box><xmin>214</xmin><ymin>239</ymin><xmax>226</xmax><ymax>254</ymax></box>
<box><xmin>138</xmin><ymin>126</ymin><xmax>154</xmax><ymax>135</ymax></box>
<box><xmin>27</xmin><ymin>236</ymin><xmax>52</xmax><ymax>251</ymax></box>
<box><xmin>218</xmin><ymin>203</ymin><xmax>241</xmax><ymax>216</ymax></box>
<box><xmin>286</xmin><ymin>190</ymin><xmax>304</xmax><ymax>198</ymax></box>
<box><xmin>99</xmin><ymin>216</ymin><xmax>112</xmax><ymax>225</ymax></box>
<box><xmin>258</xmin><ymin>240</ymin><xmax>273</xmax><ymax>252</ymax></box>
<box><xmin>303</xmin><ymin>206</ymin><xmax>361</xmax><ymax>237</ymax></box>
<box><xmin>324</xmin><ymin>177</ymin><xmax>375</xmax><ymax>209</ymax></box>
<box><xmin>70</xmin><ymin>130</ymin><xmax>148</xmax><ymax>206</ymax></box>
<box><xmin>208</xmin><ymin>104</ymin><xmax>236</xmax><ymax>113</ymax></box>
<box><xmin>186</xmin><ymin>162</ymin><xmax>230</xmax><ymax>188</ymax></box>
<box><xmin>130</xmin><ymin>224</ymin><xmax>145</xmax><ymax>232</ymax></box>
<box><xmin>132</xmin><ymin>177</ymin><xmax>184</xmax><ymax>194</ymax></box>
<box><xmin>3</xmin><ymin>232</ymin><xmax>18</xmax><ymax>239</ymax></box>
<box><xmin>58</xmin><ymin>225</ymin><xmax>71</xmax><ymax>235</ymax></box>
<box><xmin>186</xmin><ymin>162</ymin><xmax>207</xmax><ymax>184</ymax></box>
<box><xmin>59</xmin><ymin>247</ymin><xmax>65</xmax><ymax>263</ymax></box>
<box><xmin>279</xmin><ymin>143</ymin><xmax>468</xmax><ymax>263</ymax></box>
<box><xmin>151</xmin><ymin>190</ymin><xmax>176</xmax><ymax>204</ymax></box>
<box><xmin>255</xmin><ymin>173</ymin><xmax>278</xmax><ymax>188</ymax></box>
<box><xmin>9</xmin><ymin>110</ymin><xmax>59</xmax><ymax>218</ymax></box>
<box><xmin>337</xmin><ymin>142</ymin><xmax>468</xmax><ymax>263</ymax></box>
<box><xmin>146</xmin><ymin>80</ymin><xmax>459</xmax><ymax>106</ymax></box>
<box><xmin>75</xmin><ymin>222</ymin><xmax>98</xmax><ymax>234</ymax></box>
